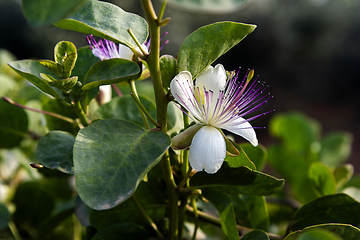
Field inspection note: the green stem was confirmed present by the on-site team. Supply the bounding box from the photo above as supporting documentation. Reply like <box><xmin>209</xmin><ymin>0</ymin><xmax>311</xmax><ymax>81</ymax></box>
<box><xmin>190</xmin><ymin>197</ymin><xmax>199</xmax><ymax>240</ymax></box>
<box><xmin>73</xmin><ymin>96</ymin><xmax>90</xmax><ymax>127</ymax></box>
<box><xmin>8</xmin><ymin>221</ymin><xmax>22</xmax><ymax>240</ymax></box>
<box><xmin>132</xmin><ymin>195</ymin><xmax>164</xmax><ymax>238</ymax></box>
<box><xmin>129</xmin><ymin>80</ymin><xmax>151</xmax><ymax>129</ymax></box>
<box><xmin>2</xmin><ymin>97</ymin><xmax>74</xmax><ymax>124</ymax></box>
<box><xmin>141</xmin><ymin>1</ymin><xmax>178</xmax><ymax>239</ymax></box>
<box><xmin>186</xmin><ymin>206</ymin><xmax>284</xmax><ymax>240</ymax></box>
<box><xmin>157</xmin><ymin>0</ymin><xmax>167</xmax><ymax>22</ymax></box>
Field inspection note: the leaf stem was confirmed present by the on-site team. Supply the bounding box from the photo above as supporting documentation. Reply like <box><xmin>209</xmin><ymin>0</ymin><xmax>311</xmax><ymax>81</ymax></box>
<box><xmin>8</xmin><ymin>221</ymin><xmax>22</xmax><ymax>240</ymax></box>
<box><xmin>157</xmin><ymin>0</ymin><xmax>167</xmax><ymax>23</ymax></box>
<box><xmin>186</xmin><ymin>206</ymin><xmax>284</xmax><ymax>240</ymax></box>
<box><xmin>127</xmin><ymin>29</ymin><xmax>148</xmax><ymax>58</ymax></box>
<box><xmin>71</xmin><ymin>93</ymin><xmax>90</xmax><ymax>127</ymax></box>
<box><xmin>132</xmin><ymin>195</ymin><xmax>164</xmax><ymax>238</ymax></box>
<box><xmin>129</xmin><ymin>80</ymin><xmax>151</xmax><ymax>129</ymax></box>
<box><xmin>2</xmin><ymin>97</ymin><xmax>74</xmax><ymax>124</ymax></box>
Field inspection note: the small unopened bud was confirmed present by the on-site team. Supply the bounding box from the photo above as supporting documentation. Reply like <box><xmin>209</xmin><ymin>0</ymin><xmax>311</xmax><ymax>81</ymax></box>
<box><xmin>172</xmin><ymin>124</ymin><xmax>203</xmax><ymax>150</ymax></box>
<box><xmin>30</xmin><ymin>163</ymin><xmax>44</xmax><ymax>169</ymax></box>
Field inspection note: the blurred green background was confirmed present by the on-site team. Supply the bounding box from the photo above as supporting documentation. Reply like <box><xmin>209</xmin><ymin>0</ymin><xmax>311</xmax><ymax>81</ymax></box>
<box><xmin>1</xmin><ymin>0</ymin><xmax>359</xmax><ymax>167</ymax></box>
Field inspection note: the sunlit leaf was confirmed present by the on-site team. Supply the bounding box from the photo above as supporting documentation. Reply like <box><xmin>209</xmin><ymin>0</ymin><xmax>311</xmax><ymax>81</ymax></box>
<box><xmin>308</xmin><ymin>162</ymin><xmax>336</xmax><ymax>196</ymax></box>
<box><xmin>53</xmin><ymin>0</ymin><xmax>148</xmax><ymax>48</ymax></box>
<box><xmin>177</xmin><ymin>21</ymin><xmax>256</xmax><ymax>79</ymax></box>
<box><xmin>21</xmin><ymin>0</ymin><xmax>87</xmax><ymax>26</ymax></box>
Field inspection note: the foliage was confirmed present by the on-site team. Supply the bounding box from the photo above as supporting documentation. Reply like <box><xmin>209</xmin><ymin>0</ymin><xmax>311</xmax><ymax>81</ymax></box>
<box><xmin>0</xmin><ymin>1</ymin><xmax>358</xmax><ymax>240</ymax></box>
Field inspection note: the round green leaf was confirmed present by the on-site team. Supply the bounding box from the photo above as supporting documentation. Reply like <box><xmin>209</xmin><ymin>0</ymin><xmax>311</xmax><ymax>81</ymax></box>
<box><xmin>319</xmin><ymin>131</ymin><xmax>353</xmax><ymax>168</ymax></box>
<box><xmin>167</xmin><ymin>0</ymin><xmax>251</xmax><ymax>14</ymax></box>
<box><xmin>0</xmin><ymin>99</ymin><xmax>28</xmax><ymax>148</ymax></box>
<box><xmin>224</xmin><ymin>142</ymin><xmax>256</xmax><ymax>170</ymax></box>
<box><xmin>190</xmin><ymin>164</ymin><xmax>284</xmax><ymax>196</ymax></box>
<box><xmin>36</xmin><ymin>131</ymin><xmax>75</xmax><ymax>174</ymax></box>
<box><xmin>308</xmin><ymin>162</ymin><xmax>336</xmax><ymax>196</ymax></box>
<box><xmin>177</xmin><ymin>21</ymin><xmax>256</xmax><ymax>79</ymax></box>
<box><xmin>94</xmin><ymin>95</ymin><xmax>156</xmax><ymax>129</ymax></box>
<box><xmin>334</xmin><ymin>164</ymin><xmax>354</xmax><ymax>189</ymax></box>
<box><xmin>53</xmin><ymin>0</ymin><xmax>148</xmax><ymax>48</ymax></box>
<box><xmin>8</xmin><ymin>60</ymin><xmax>66</xmax><ymax>100</ymax></box>
<box><xmin>297</xmin><ymin>229</ymin><xmax>342</xmax><ymax>240</ymax></box>
<box><xmin>269</xmin><ymin>112</ymin><xmax>321</xmax><ymax>154</ymax></box>
<box><xmin>83</xmin><ymin>59</ymin><xmax>140</xmax><ymax>90</ymax></box>
<box><xmin>285</xmin><ymin>224</ymin><xmax>360</xmax><ymax>240</ymax></box>
<box><xmin>0</xmin><ymin>203</ymin><xmax>10</xmax><ymax>230</ymax></box>
<box><xmin>73</xmin><ymin>119</ymin><xmax>171</xmax><ymax>210</ymax></box>
<box><xmin>291</xmin><ymin>193</ymin><xmax>360</xmax><ymax>231</ymax></box>
<box><xmin>21</xmin><ymin>0</ymin><xmax>87</xmax><ymax>26</ymax></box>
<box><xmin>91</xmin><ymin>223</ymin><xmax>150</xmax><ymax>240</ymax></box>
<box><xmin>160</xmin><ymin>55</ymin><xmax>177</xmax><ymax>89</ymax></box>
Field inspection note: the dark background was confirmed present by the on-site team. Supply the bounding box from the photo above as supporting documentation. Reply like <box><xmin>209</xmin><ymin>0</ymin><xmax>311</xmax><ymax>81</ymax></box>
<box><xmin>1</xmin><ymin>0</ymin><xmax>359</xmax><ymax>167</ymax></box>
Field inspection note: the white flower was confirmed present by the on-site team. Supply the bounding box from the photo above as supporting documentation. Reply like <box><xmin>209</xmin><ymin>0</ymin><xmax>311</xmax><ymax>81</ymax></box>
<box><xmin>170</xmin><ymin>64</ymin><xmax>272</xmax><ymax>173</ymax></box>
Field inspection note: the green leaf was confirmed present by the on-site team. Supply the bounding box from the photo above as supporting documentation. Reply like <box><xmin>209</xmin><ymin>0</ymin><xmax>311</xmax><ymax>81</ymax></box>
<box><xmin>268</xmin><ymin>145</ymin><xmax>319</xmax><ymax>203</ymax></box>
<box><xmin>42</xmin><ymin>98</ymin><xmax>78</xmax><ymax>133</ymax></box>
<box><xmin>71</xmin><ymin>46</ymin><xmax>100</xmax><ymax>106</ymax></box>
<box><xmin>241</xmin><ymin>230</ymin><xmax>270</xmax><ymax>240</ymax></box>
<box><xmin>0</xmin><ymin>99</ymin><xmax>28</xmax><ymax>148</ymax></box>
<box><xmin>94</xmin><ymin>95</ymin><xmax>156</xmax><ymax>129</ymax></box>
<box><xmin>8</xmin><ymin>60</ymin><xmax>66</xmax><ymax>100</ymax></box>
<box><xmin>21</xmin><ymin>0</ymin><xmax>87</xmax><ymax>26</ymax></box>
<box><xmin>230</xmin><ymin>195</ymin><xmax>269</xmax><ymax>231</ymax></box>
<box><xmin>0</xmin><ymin>203</ymin><xmax>10</xmax><ymax>230</ymax></box>
<box><xmin>89</xmin><ymin>181</ymin><xmax>166</xmax><ymax>230</ymax></box>
<box><xmin>167</xmin><ymin>0</ymin><xmax>251</xmax><ymax>14</ymax></box>
<box><xmin>47</xmin><ymin>76</ymin><xmax>79</xmax><ymax>92</ymax></box>
<box><xmin>91</xmin><ymin>223</ymin><xmax>150</xmax><ymax>240</ymax></box>
<box><xmin>177</xmin><ymin>21</ymin><xmax>256</xmax><ymax>79</ymax></box>
<box><xmin>269</xmin><ymin>112</ymin><xmax>321</xmax><ymax>154</ymax></box>
<box><xmin>319</xmin><ymin>131</ymin><xmax>353</xmax><ymax>168</ymax></box>
<box><xmin>285</xmin><ymin>223</ymin><xmax>360</xmax><ymax>240</ymax></box>
<box><xmin>167</xmin><ymin>101</ymin><xmax>184</xmax><ymax>135</ymax></box>
<box><xmin>308</xmin><ymin>162</ymin><xmax>336</xmax><ymax>196</ymax></box>
<box><xmin>240</xmin><ymin>143</ymin><xmax>267</xmax><ymax>171</ymax></box>
<box><xmin>334</xmin><ymin>164</ymin><xmax>354</xmax><ymax>190</ymax></box>
<box><xmin>291</xmin><ymin>193</ymin><xmax>360</xmax><ymax>231</ymax></box>
<box><xmin>190</xmin><ymin>163</ymin><xmax>284</xmax><ymax>196</ymax></box>
<box><xmin>160</xmin><ymin>55</ymin><xmax>177</xmax><ymax>89</ymax></box>
<box><xmin>220</xmin><ymin>203</ymin><xmax>240</xmax><ymax>240</ymax></box>
<box><xmin>225</xmin><ymin>142</ymin><xmax>256</xmax><ymax>170</ymax></box>
<box><xmin>54</xmin><ymin>41</ymin><xmax>78</xmax><ymax>78</ymax></box>
<box><xmin>36</xmin><ymin>131</ymin><xmax>75</xmax><ymax>174</ymax></box>
<box><xmin>53</xmin><ymin>0</ymin><xmax>148</xmax><ymax>48</ymax></box>
<box><xmin>83</xmin><ymin>59</ymin><xmax>140</xmax><ymax>90</ymax></box>
<box><xmin>73</xmin><ymin>119</ymin><xmax>171</xmax><ymax>210</ymax></box>
<box><xmin>297</xmin><ymin>229</ymin><xmax>342</xmax><ymax>240</ymax></box>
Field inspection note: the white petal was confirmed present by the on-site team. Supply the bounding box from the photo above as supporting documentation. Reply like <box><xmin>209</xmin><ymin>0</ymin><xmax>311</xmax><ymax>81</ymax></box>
<box><xmin>220</xmin><ymin>117</ymin><xmax>258</xmax><ymax>146</ymax></box>
<box><xmin>195</xmin><ymin>64</ymin><xmax>227</xmax><ymax>93</ymax></box>
<box><xmin>170</xmin><ymin>71</ymin><xmax>202</xmax><ymax>121</ymax></box>
<box><xmin>118</xmin><ymin>44</ymin><xmax>134</xmax><ymax>60</ymax></box>
<box><xmin>189</xmin><ymin>126</ymin><xmax>226</xmax><ymax>174</ymax></box>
